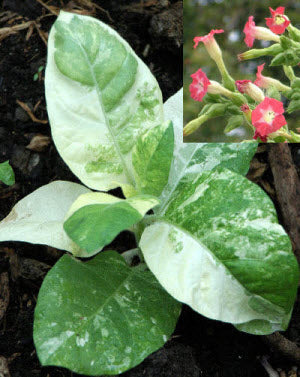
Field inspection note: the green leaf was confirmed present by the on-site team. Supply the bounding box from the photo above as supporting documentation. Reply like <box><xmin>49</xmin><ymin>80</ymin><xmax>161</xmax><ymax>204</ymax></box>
<box><xmin>287</xmin><ymin>99</ymin><xmax>300</xmax><ymax>113</ymax></box>
<box><xmin>291</xmin><ymin>78</ymin><xmax>300</xmax><ymax>90</ymax></box>
<box><xmin>224</xmin><ymin>115</ymin><xmax>244</xmax><ymax>133</ymax></box>
<box><xmin>288</xmin><ymin>25</ymin><xmax>300</xmax><ymax>42</ymax></box>
<box><xmin>227</xmin><ymin>105</ymin><xmax>242</xmax><ymax>115</ymax></box>
<box><xmin>46</xmin><ymin>11</ymin><xmax>163</xmax><ymax>192</ymax></box>
<box><xmin>0</xmin><ymin>161</ymin><xmax>15</xmax><ymax>186</ymax></box>
<box><xmin>280</xmin><ymin>36</ymin><xmax>293</xmax><ymax>50</ymax></box>
<box><xmin>0</xmin><ymin>181</ymin><xmax>90</xmax><ymax>253</ymax></box>
<box><xmin>34</xmin><ymin>251</ymin><xmax>181</xmax><ymax>375</ymax></box>
<box><xmin>132</xmin><ymin>121</ymin><xmax>174</xmax><ymax>197</ymax></box>
<box><xmin>140</xmin><ymin>168</ymin><xmax>299</xmax><ymax>334</ymax></box>
<box><xmin>64</xmin><ymin>193</ymin><xmax>159</xmax><ymax>256</ymax></box>
<box><xmin>270</xmin><ymin>49</ymin><xmax>300</xmax><ymax>67</ymax></box>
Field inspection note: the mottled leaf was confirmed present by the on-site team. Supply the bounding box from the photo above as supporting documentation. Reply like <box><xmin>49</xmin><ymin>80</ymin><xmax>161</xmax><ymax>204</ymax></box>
<box><xmin>0</xmin><ymin>181</ymin><xmax>90</xmax><ymax>253</ymax></box>
<box><xmin>163</xmin><ymin>88</ymin><xmax>183</xmax><ymax>144</ymax></box>
<box><xmin>64</xmin><ymin>193</ymin><xmax>159</xmax><ymax>257</ymax></box>
<box><xmin>46</xmin><ymin>11</ymin><xmax>163</xmax><ymax>191</ymax></box>
<box><xmin>132</xmin><ymin>121</ymin><xmax>174</xmax><ymax>197</ymax></box>
<box><xmin>140</xmin><ymin>168</ymin><xmax>299</xmax><ymax>334</ymax></box>
<box><xmin>34</xmin><ymin>251</ymin><xmax>181</xmax><ymax>375</ymax></box>
<box><xmin>158</xmin><ymin>143</ymin><xmax>258</xmax><ymax>214</ymax></box>
<box><xmin>0</xmin><ymin>161</ymin><xmax>15</xmax><ymax>186</ymax></box>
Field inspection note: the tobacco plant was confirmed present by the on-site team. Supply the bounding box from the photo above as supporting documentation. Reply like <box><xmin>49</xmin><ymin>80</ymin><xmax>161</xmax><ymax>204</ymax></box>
<box><xmin>184</xmin><ymin>6</ymin><xmax>300</xmax><ymax>142</ymax></box>
<box><xmin>0</xmin><ymin>12</ymin><xmax>299</xmax><ymax>376</ymax></box>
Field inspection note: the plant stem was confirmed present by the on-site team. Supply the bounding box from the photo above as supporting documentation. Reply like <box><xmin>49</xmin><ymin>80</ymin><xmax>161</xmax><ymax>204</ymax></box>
<box><xmin>215</xmin><ymin>58</ymin><xmax>236</xmax><ymax>92</ymax></box>
<box><xmin>122</xmin><ymin>248</ymin><xmax>140</xmax><ymax>265</ymax></box>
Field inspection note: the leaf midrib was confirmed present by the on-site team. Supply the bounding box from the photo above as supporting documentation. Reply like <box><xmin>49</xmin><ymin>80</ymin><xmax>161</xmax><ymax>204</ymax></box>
<box><xmin>65</xmin><ymin>26</ymin><xmax>136</xmax><ymax>187</ymax></box>
<box><xmin>157</xmin><ymin>144</ymin><xmax>199</xmax><ymax>215</ymax></box>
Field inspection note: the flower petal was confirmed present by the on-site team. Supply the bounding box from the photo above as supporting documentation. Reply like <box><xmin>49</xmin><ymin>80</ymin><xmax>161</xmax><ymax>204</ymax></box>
<box><xmin>243</xmin><ymin>16</ymin><xmax>256</xmax><ymax>48</ymax></box>
<box><xmin>189</xmin><ymin>68</ymin><xmax>211</xmax><ymax>102</ymax></box>
<box><xmin>266</xmin><ymin>7</ymin><xmax>290</xmax><ymax>34</ymax></box>
<box><xmin>193</xmin><ymin>29</ymin><xmax>224</xmax><ymax>48</ymax></box>
<box><xmin>252</xmin><ymin>97</ymin><xmax>286</xmax><ymax>138</ymax></box>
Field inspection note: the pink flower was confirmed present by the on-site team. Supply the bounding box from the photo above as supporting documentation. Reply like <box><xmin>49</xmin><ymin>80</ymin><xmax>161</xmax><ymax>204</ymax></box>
<box><xmin>251</xmin><ymin>97</ymin><xmax>286</xmax><ymax>139</ymax></box>
<box><xmin>266</xmin><ymin>7</ymin><xmax>290</xmax><ymax>35</ymax></box>
<box><xmin>189</xmin><ymin>69</ymin><xmax>236</xmax><ymax>102</ymax></box>
<box><xmin>193</xmin><ymin>29</ymin><xmax>224</xmax><ymax>48</ymax></box>
<box><xmin>253</xmin><ymin>130</ymin><xmax>267</xmax><ymax>143</ymax></box>
<box><xmin>189</xmin><ymin>69</ymin><xmax>211</xmax><ymax>102</ymax></box>
<box><xmin>243</xmin><ymin>16</ymin><xmax>280</xmax><ymax>48</ymax></box>
<box><xmin>254</xmin><ymin>63</ymin><xmax>291</xmax><ymax>92</ymax></box>
<box><xmin>235</xmin><ymin>80</ymin><xmax>265</xmax><ymax>102</ymax></box>
<box><xmin>193</xmin><ymin>30</ymin><xmax>225</xmax><ymax>65</ymax></box>
<box><xmin>254</xmin><ymin>63</ymin><xmax>267</xmax><ymax>88</ymax></box>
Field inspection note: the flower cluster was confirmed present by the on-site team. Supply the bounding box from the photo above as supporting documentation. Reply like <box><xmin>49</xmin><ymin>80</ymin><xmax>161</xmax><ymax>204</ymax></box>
<box><xmin>184</xmin><ymin>6</ymin><xmax>300</xmax><ymax>143</ymax></box>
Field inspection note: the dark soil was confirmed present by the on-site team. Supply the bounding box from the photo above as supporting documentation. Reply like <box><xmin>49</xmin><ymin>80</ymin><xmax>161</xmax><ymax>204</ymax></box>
<box><xmin>0</xmin><ymin>1</ymin><xmax>299</xmax><ymax>377</ymax></box>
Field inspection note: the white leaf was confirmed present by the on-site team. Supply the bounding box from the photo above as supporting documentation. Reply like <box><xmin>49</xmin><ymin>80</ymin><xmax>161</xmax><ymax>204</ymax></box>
<box><xmin>0</xmin><ymin>181</ymin><xmax>90</xmax><ymax>252</ymax></box>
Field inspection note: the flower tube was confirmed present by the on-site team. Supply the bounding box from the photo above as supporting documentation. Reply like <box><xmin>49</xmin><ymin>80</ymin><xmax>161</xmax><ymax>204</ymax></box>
<box><xmin>193</xmin><ymin>29</ymin><xmax>235</xmax><ymax>91</ymax></box>
<box><xmin>254</xmin><ymin>63</ymin><xmax>291</xmax><ymax>92</ymax></box>
<box><xmin>243</xmin><ymin>16</ymin><xmax>280</xmax><ymax>48</ymax></box>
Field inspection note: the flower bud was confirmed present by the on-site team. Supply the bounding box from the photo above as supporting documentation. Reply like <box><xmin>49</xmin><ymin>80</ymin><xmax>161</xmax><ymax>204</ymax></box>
<box><xmin>238</xmin><ymin>44</ymin><xmax>283</xmax><ymax>61</ymax></box>
<box><xmin>235</xmin><ymin>80</ymin><xmax>265</xmax><ymax>102</ymax></box>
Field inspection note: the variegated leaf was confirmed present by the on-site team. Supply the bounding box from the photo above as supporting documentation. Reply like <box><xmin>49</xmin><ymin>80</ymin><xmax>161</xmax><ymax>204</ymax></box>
<box><xmin>0</xmin><ymin>181</ymin><xmax>90</xmax><ymax>253</ymax></box>
<box><xmin>140</xmin><ymin>168</ymin><xmax>299</xmax><ymax>334</ymax></box>
<box><xmin>34</xmin><ymin>251</ymin><xmax>181</xmax><ymax>375</ymax></box>
<box><xmin>46</xmin><ymin>11</ymin><xmax>163</xmax><ymax>191</ymax></box>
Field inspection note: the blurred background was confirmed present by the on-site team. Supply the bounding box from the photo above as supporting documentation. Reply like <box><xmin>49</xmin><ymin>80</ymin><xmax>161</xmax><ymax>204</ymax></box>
<box><xmin>184</xmin><ymin>0</ymin><xmax>300</xmax><ymax>142</ymax></box>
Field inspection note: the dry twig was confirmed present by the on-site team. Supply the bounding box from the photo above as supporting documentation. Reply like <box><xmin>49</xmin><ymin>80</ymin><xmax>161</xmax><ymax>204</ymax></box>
<box><xmin>260</xmin><ymin>356</ymin><xmax>279</xmax><ymax>377</ymax></box>
<box><xmin>34</xmin><ymin>22</ymin><xmax>48</xmax><ymax>46</ymax></box>
<box><xmin>16</xmin><ymin>100</ymin><xmax>48</xmax><ymax>124</ymax></box>
<box><xmin>0</xmin><ymin>273</ymin><xmax>9</xmax><ymax>322</ymax></box>
<box><xmin>264</xmin><ymin>332</ymin><xmax>300</xmax><ymax>365</ymax></box>
<box><xmin>0</xmin><ymin>21</ymin><xmax>34</xmax><ymax>42</ymax></box>
<box><xmin>35</xmin><ymin>0</ymin><xmax>59</xmax><ymax>16</ymax></box>
<box><xmin>268</xmin><ymin>144</ymin><xmax>300</xmax><ymax>264</ymax></box>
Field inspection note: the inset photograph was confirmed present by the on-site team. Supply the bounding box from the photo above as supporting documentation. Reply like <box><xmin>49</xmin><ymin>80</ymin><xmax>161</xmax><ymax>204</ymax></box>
<box><xmin>184</xmin><ymin>0</ymin><xmax>300</xmax><ymax>142</ymax></box>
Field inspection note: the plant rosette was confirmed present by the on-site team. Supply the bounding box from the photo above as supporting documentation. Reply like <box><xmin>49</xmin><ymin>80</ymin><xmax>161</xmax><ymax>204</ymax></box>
<box><xmin>0</xmin><ymin>11</ymin><xmax>299</xmax><ymax>376</ymax></box>
<box><xmin>185</xmin><ymin>6</ymin><xmax>300</xmax><ymax>142</ymax></box>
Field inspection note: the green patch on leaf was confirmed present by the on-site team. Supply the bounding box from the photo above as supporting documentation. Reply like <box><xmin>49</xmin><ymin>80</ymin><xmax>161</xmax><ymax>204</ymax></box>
<box><xmin>132</xmin><ymin>121</ymin><xmax>174</xmax><ymax>197</ymax></box>
<box><xmin>84</xmin><ymin>144</ymin><xmax>123</xmax><ymax>174</ymax></box>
